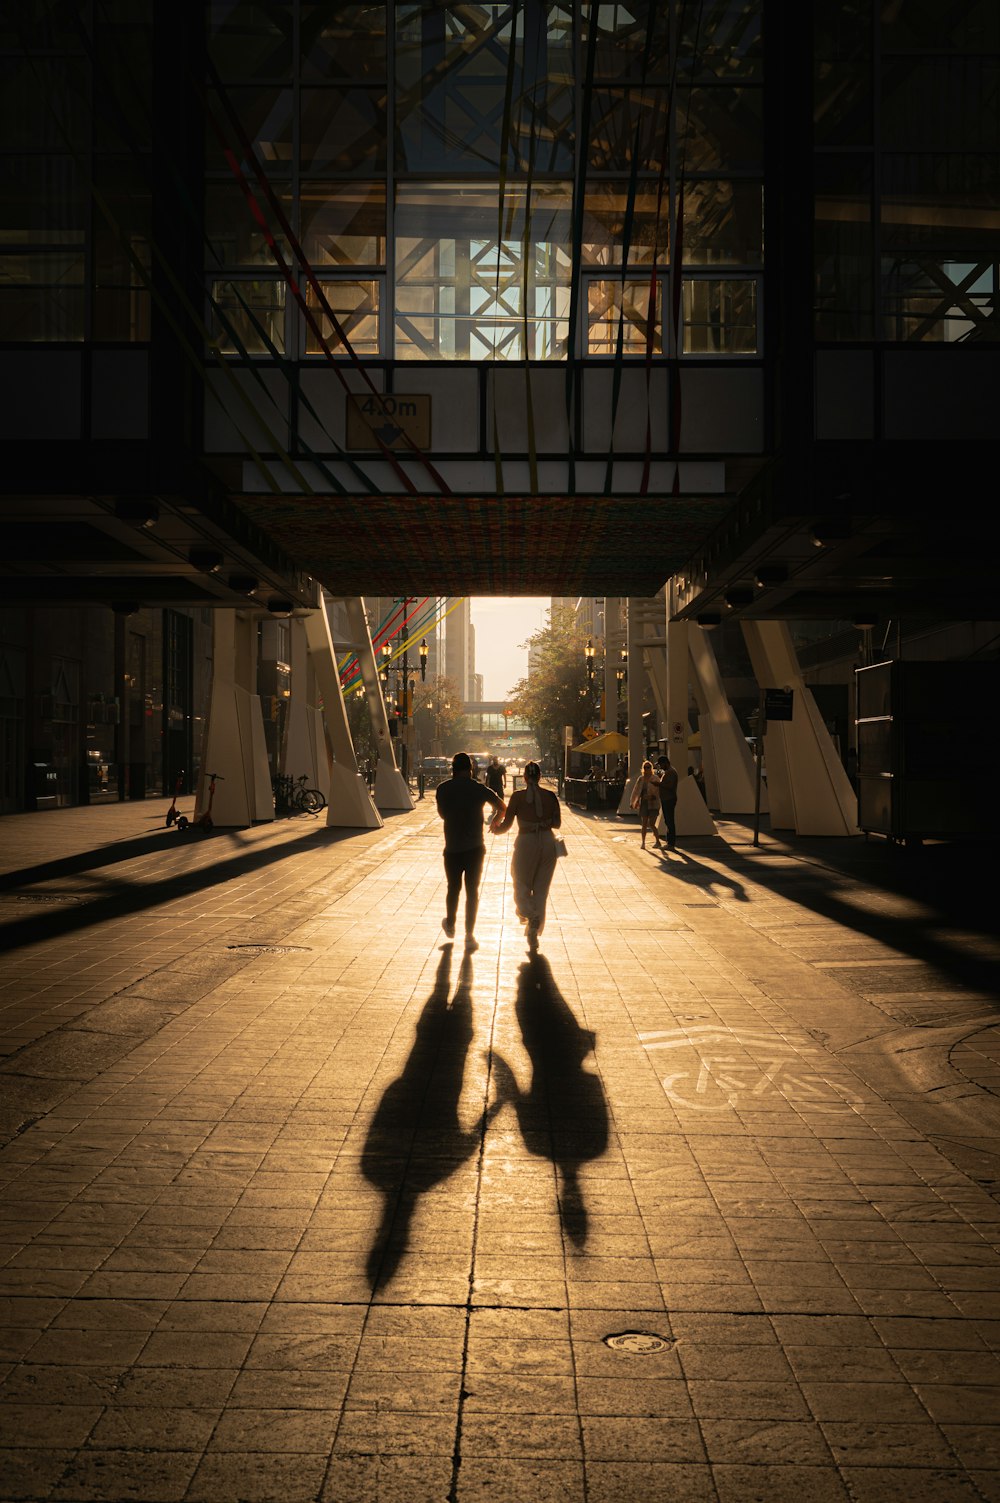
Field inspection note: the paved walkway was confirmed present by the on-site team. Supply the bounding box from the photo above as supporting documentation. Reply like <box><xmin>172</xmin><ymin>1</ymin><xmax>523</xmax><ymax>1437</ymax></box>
<box><xmin>0</xmin><ymin>795</ymin><xmax>998</xmax><ymax>1502</ymax></box>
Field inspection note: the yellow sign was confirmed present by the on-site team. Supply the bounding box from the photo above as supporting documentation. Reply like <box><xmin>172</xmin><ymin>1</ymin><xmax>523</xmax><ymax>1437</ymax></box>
<box><xmin>583</xmin><ymin>725</ymin><xmax>598</xmax><ymax>739</ymax></box>
<box><xmin>346</xmin><ymin>394</ymin><xmax>431</xmax><ymax>450</ymax></box>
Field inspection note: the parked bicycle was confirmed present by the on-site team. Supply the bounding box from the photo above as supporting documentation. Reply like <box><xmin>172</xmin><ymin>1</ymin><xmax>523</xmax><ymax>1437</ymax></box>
<box><xmin>272</xmin><ymin>773</ymin><xmax>326</xmax><ymax>817</ymax></box>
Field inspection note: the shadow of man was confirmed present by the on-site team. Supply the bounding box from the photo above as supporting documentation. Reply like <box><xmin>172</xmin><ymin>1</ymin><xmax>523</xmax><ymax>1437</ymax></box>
<box><xmin>493</xmin><ymin>954</ymin><xmax>609</xmax><ymax>1248</ymax></box>
<box><xmin>362</xmin><ymin>947</ymin><xmax>499</xmax><ymax>1289</ymax></box>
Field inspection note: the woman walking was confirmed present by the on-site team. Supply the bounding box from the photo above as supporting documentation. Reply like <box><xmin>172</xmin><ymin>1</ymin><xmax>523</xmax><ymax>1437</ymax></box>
<box><xmin>491</xmin><ymin>762</ymin><xmax>562</xmax><ymax>950</ymax></box>
<box><xmin>629</xmin><ymin>759</ymin><xmax>663</xmax><ymax>850</ymax></box>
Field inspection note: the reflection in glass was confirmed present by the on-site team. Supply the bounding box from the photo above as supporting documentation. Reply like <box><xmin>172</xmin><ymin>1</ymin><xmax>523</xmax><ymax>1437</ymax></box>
<box><xmin>814</xmin><ymin>155</ymin><xmax>872</xmax><ymax>340</ymax></box>
<box><xmin>587</xmin><ymin>277</ymin><xmax>661</xmax><ymax>356</ymax></box>
<box><xmin>300</xmin><ymin>88</ymin><xmax>386</xmax><ymax>173</ymax></box>
<box><xmin>305</xmin><ymin>278</ymin><xmax>380</xmax><ymax>354</ymax></box>
<box><xmin>678</xmin><ymin>0</ymin><xmax>762</xmax><ymax>80</ymax></box>
<box><xmin>582</xmin><ymin>1</ymin><xmax>670</xmax><ymax>81</ymax></box>
<box><xmin>881</xmin><ymin>0</ymin><xmax>999</xmax><ymax>51</ymax></box>
<box><xmin>0</xmin><ymin>283</ymin><xmax>84</xmax><ymax>342</ymax></box>
<box><xmin>301</xmin><ymin>183</ymin><xmax>386</xmax><ymax>266</ymax></box>
<box><xmin>395</xmin><ymin>184</ymin><xmax>570</xmax><ymax>359</ymax></box>
<box><xmin>683</xmin><ymin>180</ymin><xmax>763</xmax><ymax>265</ymax></box>
<box><xmin>208</xmin><ymin>1</ymin><xmax>293</xmax><ymax>79</ymax></box>
<box><xmin>882</xmin><ymin>59</ymin><xmax>1000</xmax><ymax>152</ymax></box>
<box><xmin>395</xmin><ymin>2</ymin><xmax>573</xmax><ymax>172</ymax></box>
<box><xmin>0</xmin><ymin>57</ymin><xmax>89</xmax><ymax>152</ymax></box>
<box><xmin>205</xmin><ymin>87</ymin><xmax>293</xmax><ymax>170</ymax></box>
<box><xmin>210</xmin><ymin>278</ymin><xmax>285</xmax><ymax>354</ymax></box>
<box><xmin>881</xmin><ymin>154</ymin><xmax>1000</xmax><ymax>255</ymax></box>
<box><xmin>682</xmin><ymin>277</ymin><xmax>757</xmax><ymax>352</ymax></box>
<box><xmin>301</xmin><ymin>2</ymin><xmax>386</xmax><ymax>81</ymax></box>
<box><xmin>677</xmin><ymin>86</ymin><xmax>763</xmax><ymax>170</ymax></box>
<box><xmin>581</xmin><ymin>182</ymin><xmax>667</xmax><ymax>265</ymax></box>
<box><xmin>206</xmin><ymin>182</ymin><xmax>287</xmax><ymax>265</ymax></box>
<box><xmin>589</xmin><ymin>88</ymin><xmax>668</xmax><ymax>172</ymax></box>
<box><xmin>882</xmin><ymin>258</ymin><xmax>999</xmax><ymax>343</ymax></box>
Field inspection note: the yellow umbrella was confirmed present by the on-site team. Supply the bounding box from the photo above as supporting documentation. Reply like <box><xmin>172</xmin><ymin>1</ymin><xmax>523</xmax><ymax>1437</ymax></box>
<box><xmin>571</xmin><ymin>731</ymin><xmax>630</xmax><ymax>755</ymax></box>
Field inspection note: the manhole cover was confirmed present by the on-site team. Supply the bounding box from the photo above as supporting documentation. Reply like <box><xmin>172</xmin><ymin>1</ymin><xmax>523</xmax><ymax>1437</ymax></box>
<box><xmin>227</xmin><ymin>944</ymin><xmax>311</xmax><ymax>954</ymax></box>
<box><xmin>603</xmin><ymin>1331</ymin><xmax>673</xmax><ymax>1354</ymax></box>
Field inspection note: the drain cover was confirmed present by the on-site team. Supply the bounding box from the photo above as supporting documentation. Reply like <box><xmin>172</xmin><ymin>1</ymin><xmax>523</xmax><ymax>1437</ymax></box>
<box><xmin>10</xmin><ymin>893</ymin><xmax>80</xmax><ymax>904</ymax></box>
<box><xmin>227</xmin><ymin>944</ymin><xmax>311</xmax><ymax>954</ymax></box>
<box><xmin>604</xmin><ymin>1331</ymin><xmax>673</xmax><ymax>1354</ymax></box>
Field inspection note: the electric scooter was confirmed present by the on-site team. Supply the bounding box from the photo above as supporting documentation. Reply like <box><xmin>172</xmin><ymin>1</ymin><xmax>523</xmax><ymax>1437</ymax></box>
<box><xmin>165</xmin><ymin>769</ymin><xmax>185</xmax><ymax>827</ymax></box>
<box><xmin>176</xmin><ymin>771</ymin><xmax>224</xmax><ymax>834</ymax></box>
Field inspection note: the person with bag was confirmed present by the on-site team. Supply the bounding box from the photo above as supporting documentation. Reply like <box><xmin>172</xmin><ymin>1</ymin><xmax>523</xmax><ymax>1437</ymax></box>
<box><xmin>629</xmin><ymin>759</ymin><xmax>663</xmax><ymax>850</ymax></box>
<box><xmin>490</xmin><ymin>761</ymin><xmax>562</xmax><ymax>951</ymax></box>
<box><xmin>436</xmin><ymin>751</ymin><xmax>506</xmax><ymax>950</ymax></box>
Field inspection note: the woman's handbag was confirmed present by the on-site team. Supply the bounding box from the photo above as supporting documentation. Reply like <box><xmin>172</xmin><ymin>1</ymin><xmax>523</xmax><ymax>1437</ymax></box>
<box><xmin>553</xmin><ymin>836</ymin><xmax>568</xmax><ymax>858</ymax></box>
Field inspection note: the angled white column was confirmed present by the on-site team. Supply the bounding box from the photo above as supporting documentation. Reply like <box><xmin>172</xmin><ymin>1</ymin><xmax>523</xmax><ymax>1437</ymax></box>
<box><xmin>342</xmin><ymin>596</ymin><xmax>412</xmax><ymax>811</ymax></box>
<box><xmin>741</xmin><ymin>620</ymin><xmax>858</xmax><ymax>836</ymax></box>
<box><xmin>198</xmin><ymin>609</ymin><xmax>274</xmax><ymax>827</ymax></box>
<box><xmin>688</xmin><ymin>625</ymin><xmax>762</xmax><ymax>815</ymax></box>
<box><xmin>302</xmin><ymin>594</ymin><xmax>382</xmax><ymax>830</ymax></box>
<box><xmin>663</xmin><ymin>617</ymin><xmax>716</xmax><ymax>836</ymax></box>
<box><xmin>618</xmin><ymin>599</ymin><xmax>647</xmax><ymax>814</ymax></box>
<box><xmin>284</xmin><ymin>616</ymin><xmax>330</xmax><ymax>799</ymax></box>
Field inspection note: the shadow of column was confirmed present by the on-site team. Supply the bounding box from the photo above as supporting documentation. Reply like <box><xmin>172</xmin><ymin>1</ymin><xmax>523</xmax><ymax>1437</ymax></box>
<box><xmin>493</xmin><ymin>954</ymin><xmax>609</xmax><ymax>1248</ymax></box>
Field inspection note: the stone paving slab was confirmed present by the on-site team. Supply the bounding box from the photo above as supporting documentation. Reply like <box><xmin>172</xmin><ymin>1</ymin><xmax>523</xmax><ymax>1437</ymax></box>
<box><xmin>0</xmin><ymin>797</ymin><xmax>998</xmax><ymax>1500</ymax></box>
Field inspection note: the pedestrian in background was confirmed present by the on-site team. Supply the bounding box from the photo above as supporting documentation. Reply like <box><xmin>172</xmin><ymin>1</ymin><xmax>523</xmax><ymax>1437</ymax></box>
<box><xmin>492</xmin><ymin>762</ymin><xmax>562</xmax><ymax>951</ymax></box>
<box><xmin>435</xmin><ymin>751</ymin><xmax>505</xmax><ymax>950</ymax></box>
<box><xmin>656</xmin><ymin>753</ymin><xmax>679</xmax><ymax>849</ymax></box>
<box><xmin>629</xmin><ymin>760</ymin><xmax>663</xmax><ymax>850</ymax></box>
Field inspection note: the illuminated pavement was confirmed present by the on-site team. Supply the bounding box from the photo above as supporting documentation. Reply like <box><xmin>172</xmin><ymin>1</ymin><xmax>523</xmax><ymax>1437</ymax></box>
<box><xmin>0</xmin><ymin>796</ymin><xmax>998</xmax><ymax>1502</ymax></box>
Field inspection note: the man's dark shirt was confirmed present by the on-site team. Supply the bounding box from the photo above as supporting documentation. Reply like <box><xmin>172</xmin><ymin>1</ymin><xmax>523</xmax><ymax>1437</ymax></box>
<box><xmin>436</xmin><ymin>775</ymin><xmax>503</xmax><ymax>853</ymax></box>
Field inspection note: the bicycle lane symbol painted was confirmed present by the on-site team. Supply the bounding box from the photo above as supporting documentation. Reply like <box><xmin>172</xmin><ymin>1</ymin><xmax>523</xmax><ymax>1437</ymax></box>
<box><xmin>638</xmin><ymin>1026</ymin><xmax>865</xmax><ymax>1111</ymax></box>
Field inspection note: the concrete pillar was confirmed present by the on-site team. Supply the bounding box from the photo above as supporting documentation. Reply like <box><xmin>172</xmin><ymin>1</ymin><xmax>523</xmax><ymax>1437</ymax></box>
<box><xmin>741</xmin><ymin>620</ymin><xmax>858</xmax><ymax>836</ymax></box>
<box><xmin>342</xmin><ymin>596</ymin><xmax>412</xmax><ymax>811</ymax></box>
<box><xmin>302</xmin><ymin>595</ymin><xmax>382</xmax><ymax>830</ymax></box>
<box><xmin>285</xmin><ymin>616</ymin><xmax>330</xmax><ymax>800</ymax></box>
<box><xmin>688</xmin><ymin>625</ymin><xmax>762</xmax><ymax>815</ymax></box>
<box><xmin>663</xmin><ymin>618</ymin><xmax>716</xmax><ymax>836</ymax></box>
<box><xmin>198</xmin><ymin>610</ymin><xmax>274</xmax><ymax>827</ymax></box>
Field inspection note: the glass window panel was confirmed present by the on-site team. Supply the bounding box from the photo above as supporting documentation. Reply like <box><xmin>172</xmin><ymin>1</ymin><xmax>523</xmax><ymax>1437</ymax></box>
<box><xmin>678</xmin><ymin>1</ymin><xmax>763</xmax><ymax>81</ymax></box>
<box><xmin>204</xmin><ymin>87</ymin><xmax>293</xmax><ymax>172</ymax></box>
<box><xmin>881</xmin><ymin>257</ymin><xmax>999</xmax><ymax>343</ymax></box>
<box><xmin>682</xmin><ymin>277</ymin><xmax>757</xmax><ymax>352</ymax></box>
<box><xmin>301</xmin><ymin>183</ymin><xmax>386</xmax><ymax>266</ymax></box>
<box><xmin>205</xmin><ymin>181</ymin><xmax>287</xmax><ymax>265</ymax></box>
<box><xmin>395</xmin><ymin>183</ymin><xmax>571</xmax><ymax>359</ymax></box>
<box><xmin>93</xmin><ymin>11</ymin><xmax>153</xmax><ymax>150</ymax></box>
<box><xmin>683</xmin><ymin>179</ymin><xmax>762</xmax><ymax>264</ymax></box>
<box><xmin>0</xmin><ymin>157</ymin><xmax>84</xmax><ymax>244</ymax></box>
<box><xmin>814</xmin><ymin>154</ymin><xmax>872</xmax><ymax>340</ymax></box>
<box><xmin>882</xmin><ymin>0</ymin><xmax>1000</xmax><ymax>51</ymax></box>
<box><xmin>0</xmin><ymin>57</ymin><xmax>89</xmax><ymax>152</ymax></box>
<box><xmin>881</xmin><ymin>154</ymin><xmax>1000</xmax><ymax>255</ymax></box>
<box><xmin>589</xmin><ymin>88</ymin><xmax>668</xmax><ymax>172</ymax></box>
<box><xmin>207</xmin><ymin>1</ymin><xmax>292</xmax><ymax>79</ymax></box>
<box><xmin>586</xmin><ymin>276</ymin><xmax>661</xmax><ymax>355</ymax></box>
<box><xmin>0</xmin><ymin>1</ymin><xmax>86</xmax><ymax>50</ymax></box>
<box><xmin>677</xmin><ymin>86</ymin><xmax>763</xmax><ymax>170</ymax></box>
<box><xmin>882</xmin><ymin>60</ymin><xmax>1000</xmax><ymax>151</ymax></box>
<box><xmin>209</xmin><ymin>278</ymin><xmax>285</xmax><ymax>354</ymax></box>
<box><xmin>814</xmin><ymin>43</ymin><xmax>872</xmax><ymax>148</ymax></box>
<box><xmin>92</xmin><ymin>287</ymin><xmax>150</xmax><ymax>341</ymax></box>
<box><xmin>581</xmin><ymin>182</ymin><xmax>668</xmax><ymax>266</ymax></box>
<box><xmin>305</xmin><ymin>279</ymin><xmax>380</xmax><ymax>355</ymax></box>
<box><xmin>582</xmin><ymin>3</ymin><xmax>670</xmax><ymax>82</ymax></box>
<box><xmin>395</xmin><ymin>3</ymin><xmax>573</xmax><ymax>173</ymax></box>
<box><xmin>0</xmin><ymin>286</ymin><xmax>84</xmax><ymax>341</ymax></box>
<box><xmin>301</xmin><ymin>88</ymin><xmax>387</xmax><ymax>173</ymax></box>
<box><xmin>302</xmin><ymin>3</ymin><xmax>386</xmax><ymax>82</ymax></box>
<box><xmin>93</xmin><ymin>159</ymin><xmax>151</xmax><ymax>288</ymax></box>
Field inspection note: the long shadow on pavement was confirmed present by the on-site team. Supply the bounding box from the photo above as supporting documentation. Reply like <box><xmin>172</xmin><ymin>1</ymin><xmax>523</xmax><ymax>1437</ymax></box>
<box><xmin>362</xmin><ymin>948</ymin><xmax>502</xmax><ymax>1289</ymax></box>
<box><xmin>493</xmin><ymin>953</ymin><xmax>610</xmax><ymax>1248</ymax></box>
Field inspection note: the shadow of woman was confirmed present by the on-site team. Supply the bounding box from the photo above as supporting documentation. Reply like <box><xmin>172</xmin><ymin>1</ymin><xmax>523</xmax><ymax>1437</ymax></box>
<box><xmin>492</xmin><ymin>954</ymin><xmax>609</xmax><ymax>1249</ymax></box>
<box><xmin>362</xmin><ymin>947</ymin><xmax>499</xmax><ymax>1289</ymax></box>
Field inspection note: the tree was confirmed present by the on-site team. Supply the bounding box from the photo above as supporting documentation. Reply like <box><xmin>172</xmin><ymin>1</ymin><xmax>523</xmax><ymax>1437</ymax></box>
<box><xmin>507</xmin><ymin>605</ymin><xmax>601</xmax><ymax>762</ymax></box>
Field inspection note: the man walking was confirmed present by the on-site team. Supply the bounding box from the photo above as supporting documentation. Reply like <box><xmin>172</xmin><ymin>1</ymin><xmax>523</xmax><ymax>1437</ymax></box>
<box><xmin>436</xmin><ymin>751</ymin><xmax>506</xmax><ymax>950</ymax></box>
<box><xmin>485</xmin><ymin>756</ymin><xmax>506</xmax><ymax>797</ymax></box>
<box><xmin>656</xmin><ymin>753</ymin><xmax>679</xmax><ymax>849</ymax></box>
